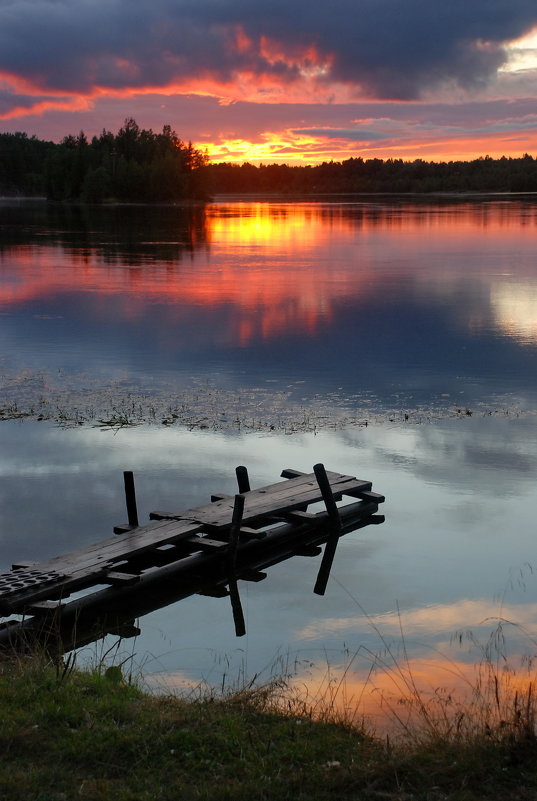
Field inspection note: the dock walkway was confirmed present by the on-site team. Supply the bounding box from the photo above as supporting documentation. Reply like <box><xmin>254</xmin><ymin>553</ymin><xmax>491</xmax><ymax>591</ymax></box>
<box><xmin>0</xmin><ymin>463</ymin><xmax>384</xmax><ymax>649</ymax></box>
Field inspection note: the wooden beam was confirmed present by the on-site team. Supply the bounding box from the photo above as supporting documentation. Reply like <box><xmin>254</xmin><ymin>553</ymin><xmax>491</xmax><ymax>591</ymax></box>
<box><xmin>123</xmin><ymin>471</ymin><xmax>139</xmax><ymax>528</ymax></box>
<box><xmin>227</xmin><ymin>494</ymin><xmax>246</xmax><ymax>637</ymax></box>
<box><xmin>235</xmin><ymin>465</ymin><xmax>251</xmax><ymax>494</ymax></box>
<box><xmin>104</xmin><ymin>571</ymin><xmax>140</xmax><ymax>586</ymax></box>
<box><xmin>238</xmin><ymin>570</ymin><xmax>267</xmax><ymax>582</ymax></box>
<box><xmin>313</xmin><ymin>463</ymin><xmax>342</xmax><ymax>596</ymax></box>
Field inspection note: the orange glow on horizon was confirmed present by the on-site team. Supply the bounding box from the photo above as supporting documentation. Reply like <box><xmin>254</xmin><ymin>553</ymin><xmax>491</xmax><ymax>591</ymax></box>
<box><xmin>204</xmin><ymin>128</ymin><xmax>537</xmax><ymax>166</ymax></box>
<box><xmin>2</xmin><ymin>63</ymin><xmax>537</xmax><ymax>164</ymax></box>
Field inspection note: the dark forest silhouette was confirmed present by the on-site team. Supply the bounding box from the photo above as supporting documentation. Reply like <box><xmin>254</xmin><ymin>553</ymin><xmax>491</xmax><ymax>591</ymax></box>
<box><xmin>0</xmin><ymin>119</ymin><xmax>208</xmax><ymax>202</ymax></box>
<box><xmin>206</xmin><ymin>154</ymin><xmax>537</xmax><ymax>194</ymax></box>
<box><xmin>2</xmin><ymin>122</ymin><xmax>537</xmax><ymax>199</ymax></box>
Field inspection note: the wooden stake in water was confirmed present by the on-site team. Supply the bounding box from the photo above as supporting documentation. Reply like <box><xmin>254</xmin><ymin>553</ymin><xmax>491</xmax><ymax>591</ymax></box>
<box><xmin>227</xmin><ymin>493</ymin><xmax>246</xmax><ymax>636</ymax></box>
<box><xmin>235</xmin><ymin>465</ymin><xmax>251</xmax><ymax>494</ymax></box>
<box><xmin>123</xmin><ymin>471</ymin><xmax>139</xmax><ymax>528</ymax></box>
<box><xmin>313</xmin><ymin>463</ymin><xmax>342</xmax><ymax>595</ymax></box>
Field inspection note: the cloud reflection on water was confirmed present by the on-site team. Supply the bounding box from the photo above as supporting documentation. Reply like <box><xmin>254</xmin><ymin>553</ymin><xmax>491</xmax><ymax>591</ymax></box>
<box><xmin>0</xmin><ymin>417</ymin><xmax>536</xmax><ymax>714</ymax></box>
<box><xmin>1</xmin><ymin>198</ymin><xmax>537</xmax><ymax>727</ymax></box>
<box><xmin>2</xmin><ymin>199</ymin><xmax>537</xmax><ymax>419</ymax></box>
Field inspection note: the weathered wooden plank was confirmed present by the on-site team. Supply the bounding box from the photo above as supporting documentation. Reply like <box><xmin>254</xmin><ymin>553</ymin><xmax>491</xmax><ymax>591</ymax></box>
<box><xmin>203</xmin><ymin>479</ymin><xmax>370</xmax><ymax>528</ymax></box>
<box><xmin>113</xmin><ymin>524</ymin><xmax>138</xmax><ymax>535</ymax></box>
<box><xmin>0</xmin><ymin>518</ymin><xmax>205</xmax><ymax>613</ymax></box>
<box><xmin>151</xmin><ymin>471</ymin><xmax>332</xmax><ymax>519</ymax></box>
<box><xmin>344</xmin><ymin>488</ymin><xmax>386</xmax><ymax>503</ymax></box>
<box><xmin>44</xmin><ymin>518</ymin><xmax>201</xmax><ymax>573</ymax></box>
<box><xmin>280</xmin><ymin>468</ymin><xmax>307</xmax><ymax>478</ymax></box>
<box><xmin>239</xmin><ymin>526</ymin><xmax>267</xmax><ymax>540</ymax></box>
<box><xmin>0</xmin><ymin>567</ymin><xmax>67</xmax><ymax>599</ymax></box>
<box><xmin>27</xmin><ymin>600</ymin><xmax>65</xmax><ymax>613</ymax></box>
<box><xmin>0</xmin><ymin>466</ymin><xmax>380</xmax><ymax>617</ymax></box>
<box><xmin>151</xmin><ymin>471</ymin><xmax>372</xmax><ymax>528</ymax></box>
<box><xmin>104</xmin><ymin>571</ymin><xmax>140</xmax><ymax>586</ymax></box>
<box><xmin>0</xmin><ymin>486</ymin><xmax>385</xmax><ymax>650</ymax></box>
<box><xmin>279</xmin><ymin>510</ymin><xmax>317</xmax><ymax>522</ymax></box>
<box><xmin>185</xmin><ymin>537</ymin><xmax>227</xmax><ymax>551</ymax></box>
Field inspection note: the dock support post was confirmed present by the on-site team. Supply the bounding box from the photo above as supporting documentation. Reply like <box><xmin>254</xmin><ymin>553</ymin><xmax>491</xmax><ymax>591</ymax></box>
<box><xmin>227</xmin><ymin>494</ymin><xmax>246</xmax><ymax>636</ymax></box>
<box><xmin>123</xmin><ymin>471</ymin><xmax>139</xmax><ymax>529</ymax></box>
<box><xmin>235</xmin><ymin>465</ymin><xmax>250</xmax><ymax>494</ymax></box>
<box><xmin>313</xmin><ymin>463</ymin><xmax>342</xmax><ymax>596</ymax></box>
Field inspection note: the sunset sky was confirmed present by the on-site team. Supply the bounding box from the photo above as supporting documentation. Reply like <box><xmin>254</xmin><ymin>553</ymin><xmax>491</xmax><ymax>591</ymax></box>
<box><xmin>3</xmin><ymin>1</ymin><xmax>537</xmax><ymax>164</ymax></box>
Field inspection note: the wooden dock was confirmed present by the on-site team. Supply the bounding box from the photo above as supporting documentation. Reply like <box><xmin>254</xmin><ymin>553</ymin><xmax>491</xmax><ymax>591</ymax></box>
<box><xmin>0</xmin><ymin>463</ymin><xmax>384</xmax><ymax>653</ymax></box>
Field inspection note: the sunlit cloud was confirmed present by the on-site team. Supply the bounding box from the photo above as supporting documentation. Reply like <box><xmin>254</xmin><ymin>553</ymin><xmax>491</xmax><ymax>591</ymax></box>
<box><xmin>2</xmin><ymin>0</ymin><xmax>537</xmax><ymax>163</ymax></box>
<box><xmin>502</xmin><ymin>26</ymin><xmax>537</xmax><ymax>71</ymax></box>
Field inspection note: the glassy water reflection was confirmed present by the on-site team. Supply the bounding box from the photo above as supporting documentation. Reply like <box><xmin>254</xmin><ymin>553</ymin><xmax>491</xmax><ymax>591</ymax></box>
<box><xmin>2</xmin><ymin>197</ymin><xmax>537</xmax><ymax>731</ymax></box>
<box><xmin>2</xmin><ymin>197</ymin><xmax>537</xmax><ymax>424</ymax></box>
<box><xmin>1</xmin><ymin>417</ymin><xmax>537</xmax><ymax>731</ymax></box>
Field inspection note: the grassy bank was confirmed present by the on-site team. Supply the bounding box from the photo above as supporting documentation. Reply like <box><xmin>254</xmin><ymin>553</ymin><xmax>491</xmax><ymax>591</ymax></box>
<box><xmin>1</xmin><ymin>657</ymin><xmax>537</xmax><ymax>801</ymax></box>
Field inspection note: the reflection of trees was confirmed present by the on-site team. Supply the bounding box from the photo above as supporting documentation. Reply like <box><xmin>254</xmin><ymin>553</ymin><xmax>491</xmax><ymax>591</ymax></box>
<box><xmin>0</xmin><ymin>201</ymin><xmax>210</xmax><ymax>266</ymax></box>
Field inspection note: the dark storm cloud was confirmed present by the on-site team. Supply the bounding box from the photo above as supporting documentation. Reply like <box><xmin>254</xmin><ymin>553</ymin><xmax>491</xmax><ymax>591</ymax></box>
<box><xmin>1</xmin><ymin>0</ymin><xmax>537</xmax><ymax>101</ymax></box>
<box><xmin>0</xmin><ymin>91</ymin><xmax>36</xmax><ymax>114</ymax></box>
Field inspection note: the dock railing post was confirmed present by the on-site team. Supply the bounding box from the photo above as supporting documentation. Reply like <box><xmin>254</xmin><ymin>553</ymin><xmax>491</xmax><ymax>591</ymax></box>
<box><xmin>227</xmin><ymin>494</ymin><xmax>246</xmax><ymax>636</ymax></box>
<box><xmin>235</xmin><ymin>465</ymin><xmax>251</xmax><ymax>494</ymax></box>
<box><xmin>123</xmin><ymin>471</ymin><xmax>139</xmax><ymax>529</ymax></box>
<box><xmin>312</xmin><ymin>463</ymin><xmax>342</xmax><ymax>596</ymax></box>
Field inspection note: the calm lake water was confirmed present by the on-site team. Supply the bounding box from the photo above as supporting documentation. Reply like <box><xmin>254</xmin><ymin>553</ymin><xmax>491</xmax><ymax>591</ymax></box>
<box><xmin>2</xmin><ymin>196</ymin><xmax>537</xmax><ymax>730</ymax></box>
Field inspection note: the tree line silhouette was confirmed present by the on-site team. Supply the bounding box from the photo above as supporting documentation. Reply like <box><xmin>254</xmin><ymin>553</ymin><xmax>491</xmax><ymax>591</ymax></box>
<box><xmin>206</xmin><ymin>154</ymin><xmax>537</xmax><ymax>194</ymax></box>
<box><xmin>2</xmin><ymin>121</ymin><xmax>537</xmax><ymax>199</ymax></box>
<box><xmin>0</xmin><ymin>119</ymin><xmax>208</xmax><ymax>202</ymax></box>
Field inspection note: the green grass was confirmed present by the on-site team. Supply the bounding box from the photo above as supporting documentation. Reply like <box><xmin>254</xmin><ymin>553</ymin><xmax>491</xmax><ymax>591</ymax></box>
<box><xmin>1</xmin><ymin>654</ymin><xmax>537</xmax><ymax>801</ymax></box>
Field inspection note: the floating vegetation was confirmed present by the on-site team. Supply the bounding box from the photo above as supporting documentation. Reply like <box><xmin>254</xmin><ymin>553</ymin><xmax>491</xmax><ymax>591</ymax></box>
<box><xmin>0</xmin><ymin>368</ymin><xmax>532</xmax><ymax>432</ymax></box>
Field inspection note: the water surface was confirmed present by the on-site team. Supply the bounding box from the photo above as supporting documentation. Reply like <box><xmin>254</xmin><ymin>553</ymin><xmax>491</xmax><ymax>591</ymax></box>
<box><xmin>2</xmin><ymin>197</ymin><xmax>537</xmax><ymax>424</ymax></box>
<box><xmin>1</xmin><ymin>197</ymin><xmax>537</xmax><ymax>730</ymax></box>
